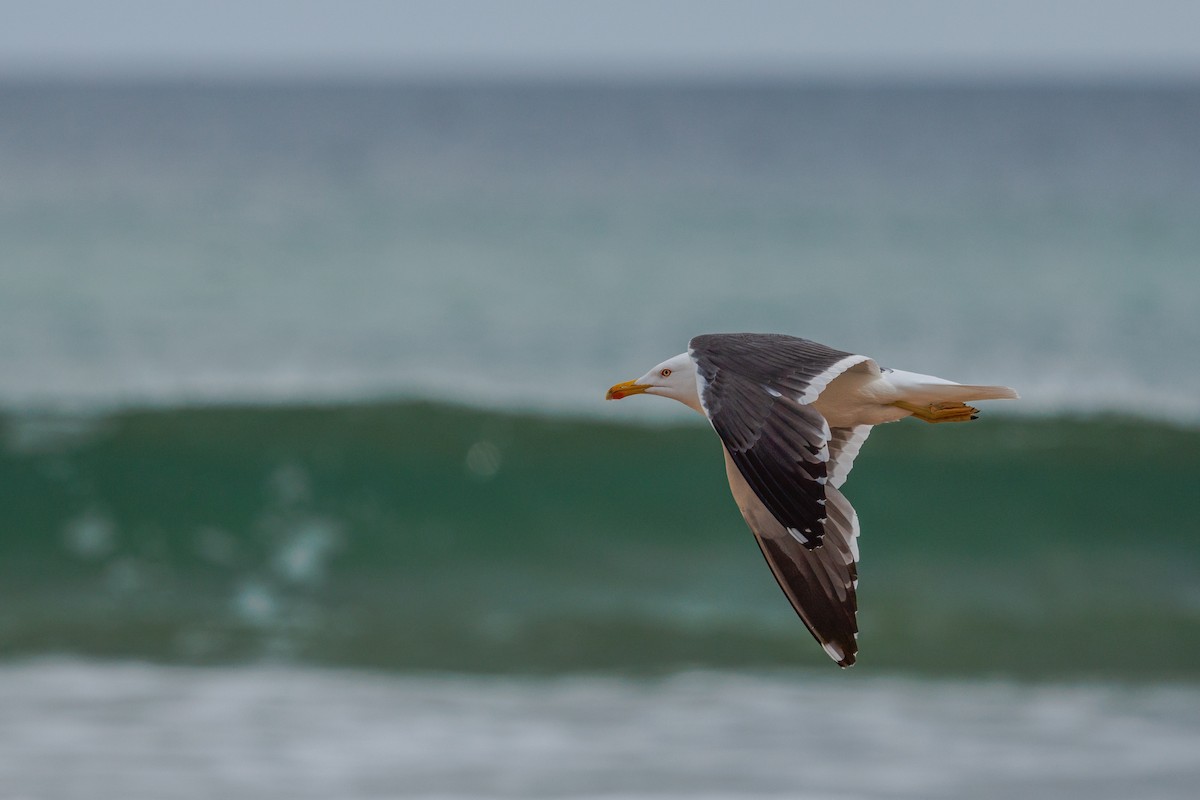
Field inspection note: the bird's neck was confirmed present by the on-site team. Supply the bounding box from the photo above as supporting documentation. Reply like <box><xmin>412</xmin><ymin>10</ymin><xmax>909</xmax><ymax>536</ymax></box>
<box><xmin>671</xmin><ymin>378</ymin><xmax>707</xmax><ymax>416</ymax></box>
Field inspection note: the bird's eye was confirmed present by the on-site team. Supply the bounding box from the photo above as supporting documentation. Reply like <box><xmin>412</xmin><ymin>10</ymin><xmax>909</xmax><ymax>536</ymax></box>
<box><xmin>660</xmin><ymin>368</ymin><xmax>672</xmax><ymax>377</ymax></box>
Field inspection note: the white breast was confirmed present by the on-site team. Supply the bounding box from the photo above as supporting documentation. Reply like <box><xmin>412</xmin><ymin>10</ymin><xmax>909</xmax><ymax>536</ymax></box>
<box><xmin>810</xmin><ymin>369</ymin><xmax>908</xmax><ymax>428</ymax></box>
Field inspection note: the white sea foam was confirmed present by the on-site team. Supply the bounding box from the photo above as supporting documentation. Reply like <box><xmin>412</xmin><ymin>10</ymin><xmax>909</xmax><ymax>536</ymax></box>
<box><xmin>0</xmin><ymin>660</ymin><xmax>1198</xmax><ymax>800</ymax></box>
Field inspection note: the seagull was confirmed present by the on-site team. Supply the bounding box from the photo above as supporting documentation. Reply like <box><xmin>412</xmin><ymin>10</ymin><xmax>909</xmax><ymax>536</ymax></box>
<box><xmin>606</xmin><ymin>333</ymin><xmax>1017</xmax><ymax>667</ymax></box>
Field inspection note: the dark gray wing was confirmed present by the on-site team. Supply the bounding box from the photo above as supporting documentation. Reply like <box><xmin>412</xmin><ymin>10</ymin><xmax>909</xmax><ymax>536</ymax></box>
<box><xmin>723</xmin><ymin>448</ymin><xmax>860</xmax><ymax>666</ymax></box>
<box><xmin>689</xmin><ymin>333</ymin><xmax>869</xmax><ymax>549</ymax></box>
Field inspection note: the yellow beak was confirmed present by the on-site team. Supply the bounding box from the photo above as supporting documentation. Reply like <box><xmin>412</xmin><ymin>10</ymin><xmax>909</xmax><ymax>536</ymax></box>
<box><xmin>606</xmin><ymin>380</ymin><xmax>649</xmax><ymax>400</ymax></box>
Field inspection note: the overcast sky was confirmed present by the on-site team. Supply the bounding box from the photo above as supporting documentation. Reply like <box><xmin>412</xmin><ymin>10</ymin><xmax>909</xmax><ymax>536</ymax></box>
<box><xmin>3</xmin><ymin>0</ymin><xmax>1199</xmax><ymax>79</ymax></box>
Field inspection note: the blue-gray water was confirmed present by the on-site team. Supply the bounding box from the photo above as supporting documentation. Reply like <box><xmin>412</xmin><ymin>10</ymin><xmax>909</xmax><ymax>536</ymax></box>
<box><xmin>2</xmin><ymin>79</ymin><xmax>1199</xmax><ymax>798</ymax></box>
<box><xmin>3</xmin><ymin>80</ymin><xmax>1198</xmax><ymax>417</ymax></box>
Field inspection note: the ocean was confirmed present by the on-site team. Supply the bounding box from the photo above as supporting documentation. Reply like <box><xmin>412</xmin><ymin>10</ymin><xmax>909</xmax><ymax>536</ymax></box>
<box><xmin>2</xmin><ymin>78</ymin><xmax>1199</xmax><ymax>798</ymax></box>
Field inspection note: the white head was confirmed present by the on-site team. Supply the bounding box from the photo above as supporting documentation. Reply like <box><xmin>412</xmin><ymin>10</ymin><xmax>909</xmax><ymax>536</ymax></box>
<box><xmin>605</xmin><ymin>352</ymin><xmax>704</xmax><ymax>414</ymax></box>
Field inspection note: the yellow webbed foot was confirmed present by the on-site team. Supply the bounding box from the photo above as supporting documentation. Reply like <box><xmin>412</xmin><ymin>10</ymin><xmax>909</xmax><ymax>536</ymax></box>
<box><xmin>891</xmin><ymin>400</ymin><xmax>979</xmax><ymax>424</ymax></box>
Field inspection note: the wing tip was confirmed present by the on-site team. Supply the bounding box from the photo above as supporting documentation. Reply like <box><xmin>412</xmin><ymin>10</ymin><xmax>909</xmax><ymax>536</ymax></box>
<box><xmin>823</xmin><ymin>641</ymin><xmax>858</xmax><ymax>668</ymax></box>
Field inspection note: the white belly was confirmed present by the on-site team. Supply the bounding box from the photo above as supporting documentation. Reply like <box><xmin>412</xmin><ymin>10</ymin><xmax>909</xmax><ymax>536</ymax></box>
<box><xmin>810</xmin><ymin>369</ymin><xmax>908</xmax><ymax>428</ymax></box>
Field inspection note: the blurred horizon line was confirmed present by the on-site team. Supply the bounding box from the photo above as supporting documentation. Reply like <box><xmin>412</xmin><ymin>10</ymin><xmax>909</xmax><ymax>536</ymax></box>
<box><xmin>4</xmin><ymin>60</ymin><xmax>1200</xmax><ymax>87</ymax></box>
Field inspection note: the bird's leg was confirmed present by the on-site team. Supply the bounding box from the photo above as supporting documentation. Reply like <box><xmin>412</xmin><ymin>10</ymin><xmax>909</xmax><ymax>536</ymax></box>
<box><xmin>891</xmin><ymin>400</ymin><xmax>979</xmax><ymax>423</ymax></box>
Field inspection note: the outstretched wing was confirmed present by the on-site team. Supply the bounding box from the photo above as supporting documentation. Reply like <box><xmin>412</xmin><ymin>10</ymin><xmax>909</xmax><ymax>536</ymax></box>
<box><xmin>689</xmin><ymin>333</ymin><xmax>872</xmax><ymax>666</ymax></box>
<box><xmin>722</xmin><ymin>448</ymin><xmax>861</xmax><ymax>666</ymax></box>
<box><xmin>689</xmin><ymin>333</ymin><xmax>871</xmax><ymax>548</ymax></box>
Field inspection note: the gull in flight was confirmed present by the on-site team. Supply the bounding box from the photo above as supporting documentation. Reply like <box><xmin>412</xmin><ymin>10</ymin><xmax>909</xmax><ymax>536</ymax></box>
<box><xmin>606</xmin><ymin>333</ymin><xmax>1017</xmax><ymax>667</ymax></box>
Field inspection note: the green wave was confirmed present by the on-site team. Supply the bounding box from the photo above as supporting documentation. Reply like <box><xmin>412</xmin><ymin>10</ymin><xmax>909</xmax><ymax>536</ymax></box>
<box><xmin>3</xmin><ymin>401</ymin><xmax>1198</xmax><ymax>679</ymax></box>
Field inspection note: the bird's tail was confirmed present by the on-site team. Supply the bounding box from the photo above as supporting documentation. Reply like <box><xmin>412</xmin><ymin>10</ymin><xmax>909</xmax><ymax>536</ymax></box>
<box><xmin>911</xmin><ymin>383</ymin><xmax>1020</xmax><ymax>404</ymax></box>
